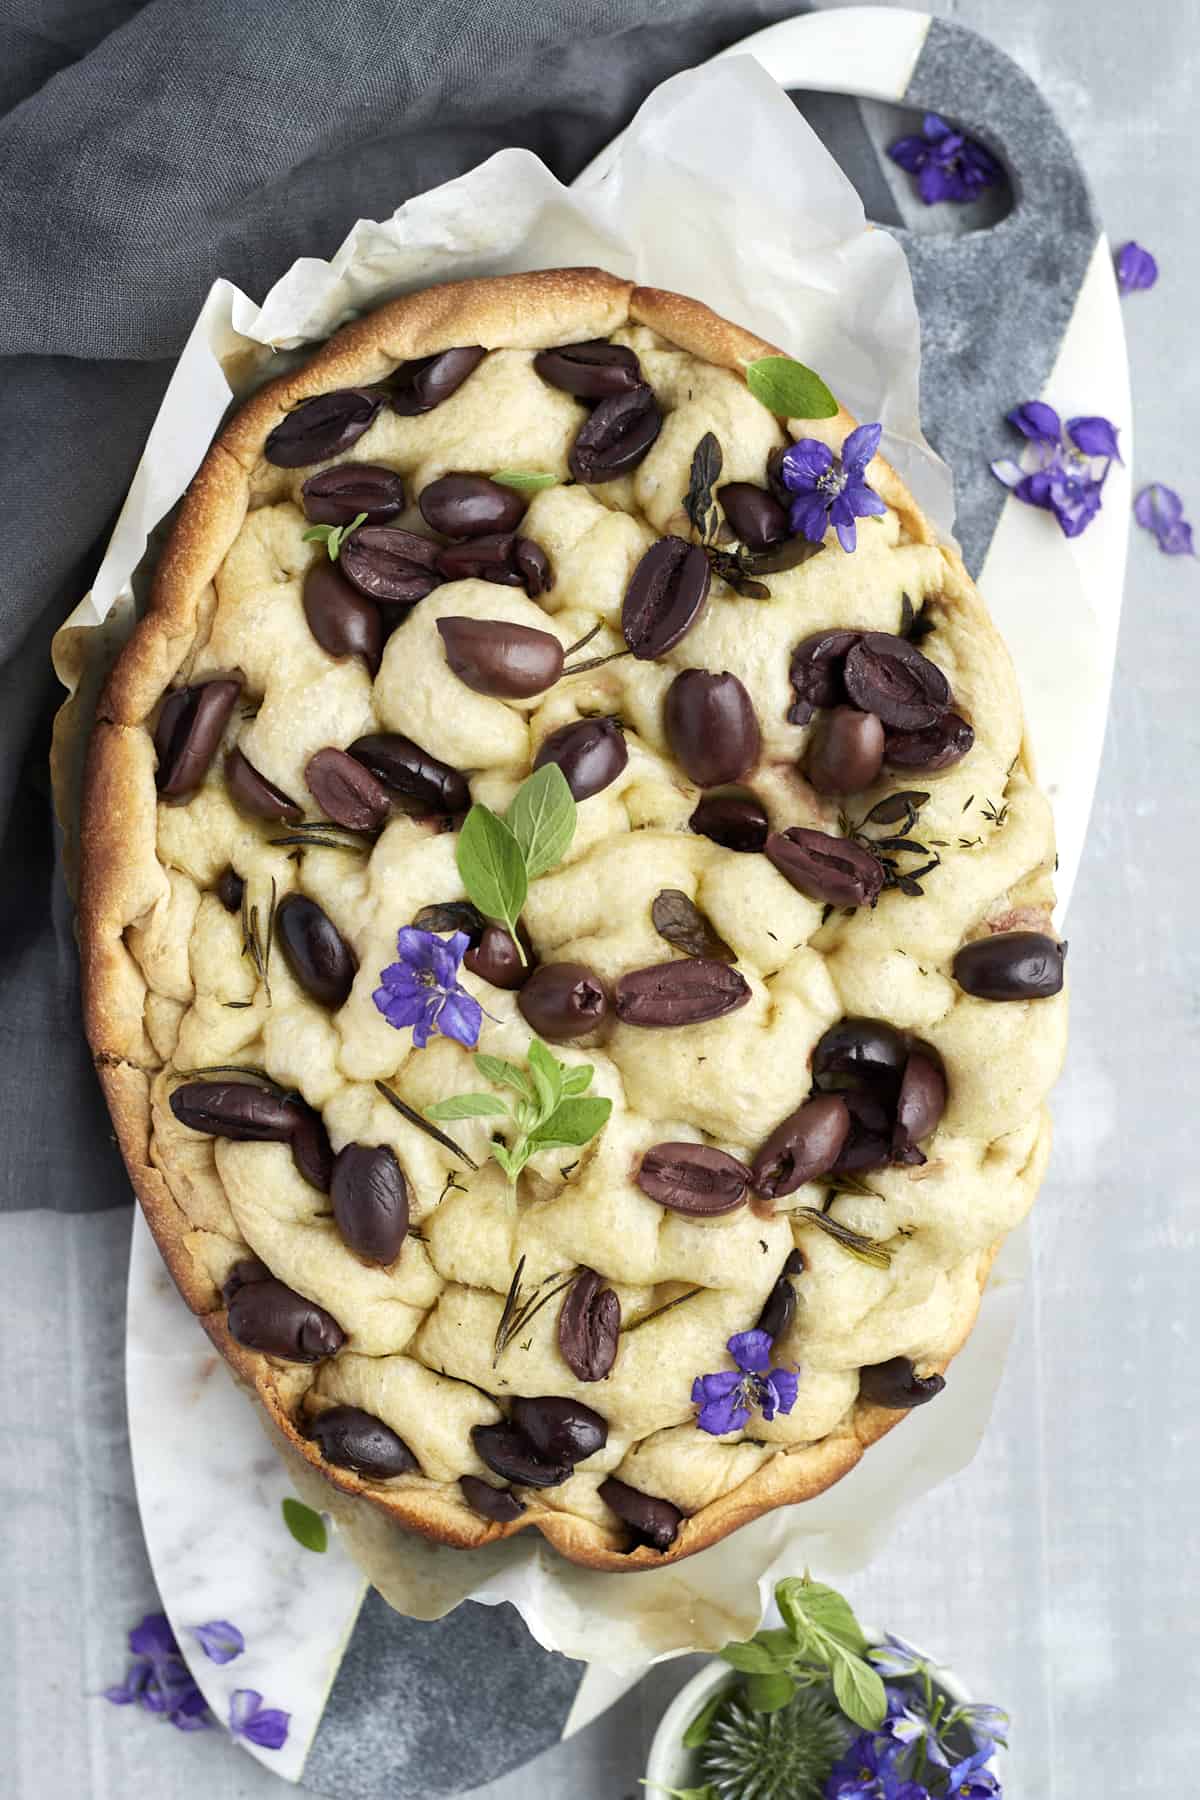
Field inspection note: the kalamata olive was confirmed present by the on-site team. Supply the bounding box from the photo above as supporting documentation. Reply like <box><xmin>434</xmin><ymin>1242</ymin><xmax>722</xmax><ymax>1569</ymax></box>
<box><xmin>464</xmin><ymin>924</ymin><xmax>530</xmax><ymax>989</ymax></box>
<box><xmin>787</xmin><ymin>630</ymin><xmax>861</xmax><ymax>726</ymax></box>
<box><xmin>347</xmin><ymin>733</ymin><xmax>470</xmax><ymax>815</ymax></box>
<box><xmin>843</xmin><ymin>633</ymin><xmax>951</xmax><ymax>730</ymax></box>
<box><xmin>154</xmin><ymin>679</ymin><xmax>241</xmax><ymax>798</ymax></box>
<box><xmin>433</xmin><ymin>532</ymin><xmax>553</xmax><ymax>598</ymax></box>
<box><xmin>807</xmin><ymin>706</ymin><xmax>886</xmax><ymax>796</ymax></box>
<box><xmin>812</xmin><ymin>1017</ymin><xmax>909</xmax><ymax>1092</ymax></box>
<box><xmin>518</xmin><ymin>962</ymin><xmax>608</xmax><ymax>1040</ymax></box>
<box><xmin>339</xmin><ymin>526</ymin><xmax>442</xmax><ymax>607</ymax></box>
<box><xmin>883</xmin><ymin>712</ymin><xmax>975</xmax><ymax>771</ymax></box>
<box><xmin>718</xmin><ymin>482</ymin><xmax>790</xmax><ymax>551</ymax></box>
<box><xmin>217</xmin><ymin>867</ymin><xmax>244</xmax><ymax>913</ymax></box>
<box><xmin>635</xmin><ymin>1142</ymin><xmax>750</xmax><ymax>1215</ymax></box>
<box><xmin>289</xmin><ymin>1108</ymin><xmax>334</xmax><ymax>1192</ymax></box>
<box><xmin>170</xmin><ymin>1081</ymin><xmax>300</xmax><ymax>1144</ymax></box>
<box><xmin>264</xmin><ymin>389</ymin><xmax>382</xmax><ymax>467</ymax></box>
<box><xmin>892</xmin><ymin>1046</ymin><xmax>947</xmax><ymax>1164</ymax></box>
<box><xmin>419</xmin><ymin>473</ymin><xmax>527</xmax><ymax>538</ymax></box>
<box><xmin>305</xmin><ymin>748</ymin><xmax>391</xmax><ymax>833</ymax></box>
<box><xmin>412</xmin><ymin>900</ymin><xmax>487</xmax><ymax>940</ymax></box>
<box><xmin>621</xmin><ymin>536</ymin><xmax>710</xmax><ymax>659</ymax></box>
<box><xmin>303</xmin><ymin>559</ymin><xmax>383</xmax><ymax>674</ymax></box>
<box><xmin>389</xmin><ymin>346</ymin><xmax>485</xmax><ymax>416</ymax></box>
<box><xmin>224</xmin><ymin>747</ymin><xmax>304</xmax><ymax>824</ymax></box>
<box><xmin>953</xmin><ymin>931</ymin><xmax>1066</xmax><ymax>1001</ymax></box>
<box><xmin>557</xmin><ymin>1270</ymin><xmax>620</xmax><ymax>1382</ymax></box>
<box><xmin>275</xmin><ymin>893</ymin><xmax>357</xmax><ymax>1009</ymax></box>
<box><xmin>749</xmin><ymin>536</ymin><xmax>825</xmax><ymax>575</ymax></box>
<box><xmin>688</xmin><ymin>791</ymin><xmax>769</xmax><ymax>854</ymax></box>
<box><xmin>533</xmin><ymin>716</ymin><xmax>627</xmax><ymax>801</ymax></box>
<box><xmin>665</xmin><ymin>669</ymin><xmax>761</xmax><ymax>787</ymax></box>
<box><xmin>227</xmin><ymin>1277</ymin><xmax>345</xmax><ymax>1361</ymax></box>
<box><xmin>514</xmin><ymin>537</ymin><xmax>553</xmax><ymax>598</ymax></box>
<box><xmin>470</xmin><ymin>1423</ymin><xmax>570</xmax><ymax>1489</ymax></box>
<box><xmin>750</xmin><ymin>1095</ymin><xmax>851</xmax><ymax>1198</ymax></box>
<box><xmin>765</xmin><ymin>828</ymin><xmax>884</xmax><ymax>909</ymax></box>
<box><xmin>221</xmin><ymin>1257</ymin><xmax>271</xmax><ymax>1306</ymax></box>
<box><xmin>569</xmin><ymin>383</ymin><xmax>662</xmax><ymax>483</ymax></box>
<box><xmin>301</xmin><ymin>463</ymin><xmax>404</xmax><ymax>526</ymax></box>
<box><xmin>832</xmin><ymin>1089</ymin><xmax>894</xmax><ymax>1173</ymax></box>
<box><xmin>510</xmin><ymin>1396</ymin><xmax>607</xmax><ymax>1465</ymax></box>
<box><xmin>460</xmin><ymin>1475</ymin><xmax>526</xmax><ymax>1522</ymax></box>
<box><xmin>436</xmin><ymin>616</ymin><xmax>564</xmax><ymax>698</ymax></box>
<box><xmin>755</xmin><ymin>1249</ymin><xmax>805</xmax><ymax>1341</ymax></box>
<box><xmin>598</xmin><ymin>1477</ymin><xmax>683</xmax><ymax>1552</ymax></box>
<box><xmin>614</xmin><ymin>959</ymin><xmax>750</xmax><ymax>1028</ymax></box>
<box><xmin>309</xmin><ymin>1405</ymin><xmax>418</xmax><ymax>1477</ymax></box>
<box><xmin>330</xmin><ymin>1143</ymin><xmax>409</xmax><ymax>1265</ymax></box>
<box><xmin>534</xmin><ymin>340</ymin><xmax>642</xmax><ymax>399</ymax></box>
<box><xmin>859</xmin><ymin>1356</ymin><xmax>946</xmax><ymax>1409</ymax></box>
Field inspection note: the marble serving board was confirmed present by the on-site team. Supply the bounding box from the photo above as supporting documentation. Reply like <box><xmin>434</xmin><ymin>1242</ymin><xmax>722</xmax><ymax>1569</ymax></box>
<box><xmin>125</xmin><ymin>10</ymin><xmax>1128</xmax><ymax>1794</ymax></box>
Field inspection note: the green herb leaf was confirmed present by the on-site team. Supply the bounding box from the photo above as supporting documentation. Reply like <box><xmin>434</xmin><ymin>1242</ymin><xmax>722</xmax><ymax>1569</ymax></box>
<box><xmin>526</xmin><ymin>1037</ymin><xmax>564</xmax><ymax>1117</ymax></box>
<box><xmin>425</xmin><ymin>1093</ymin><xmax>509</xmax><ymax>1121</ymax></box>
<box><xmin>744</xmin><ymin>1671</ymin><xmax>797</xmax><ymax>1714</ymax></box>
<box><xmin>745</xmin><ymin>356</ymin><xmax>837</xmax><ymax>420</ymax></box>
<box><xmin>474</xmin><ymin>1053</ymin><xmax>536</xmax><ymax>1102</ymax></box>
<box><xmin>505</xmin><ymin>763</ymin><xmax>577</xmax><ymax>881</ymax></box>
<box><xmin>301</xmin><ymin>511</ymin><xmax>367</xmax><ymax>562</ymax></box>
<box><xmin>681</xmin><ymin>1684</ymin><xmax>735</xmax><ymax>1750</ymax></box>
<box><xmin>776</xmin><ymin>1578</ymin><xmax>869</xmax><ymax>1655</ymax></box>
<box><xmin>559</xmin><ymin>1063</ymin><xmax>594</xmax><ymax>1097</ymax></box>
<box><xmin>753</xmin><ymin>1627</ymin><xmax>799</xmax><ymax>1660</ymax></box>
<box><xmin>526</xmin><ymin>1095</ymin><xmax>612</xmax><ymax>1154</ymax></box>
<box><xmin>491</xmin><ymin>1142</ymin><xmax>522</xmax><ymax>1181</ymax></box>
<box><xmin>830</xmin><ymin>1649</ymin><xmax>888</xmax><ymax>1732</ymax></box>
<box><xmin>456</xmin><ymin>804</ymin><xmax>528</xmax><ymax>940</ymax></box>
<box><xmin>492</xmin><ymin>469</ymin><xmax>557</xmax><ymax>493</ymax></box>
<box><xmin>282</xmin><ymin>1497</ymin><xmax>328</xmax><ymax>1553</ymax></box>
<box><xmin>719</xmin><ymin>1640</ymin><xmax>782</xmax><ymax>1675</ymax></box>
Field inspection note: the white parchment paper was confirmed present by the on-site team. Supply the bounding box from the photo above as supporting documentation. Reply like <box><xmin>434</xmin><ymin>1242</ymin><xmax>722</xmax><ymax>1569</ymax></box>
<box><xmin>61</xmin><ymin>57</ymin><xmax>1028</xmax><ymax>1667</ymax></box>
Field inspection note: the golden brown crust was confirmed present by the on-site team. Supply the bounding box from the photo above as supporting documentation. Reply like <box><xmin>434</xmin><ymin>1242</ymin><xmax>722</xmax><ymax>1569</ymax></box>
<box><xmin>81</xmin><ymin>268</ymin><xmax>1044</xmax><ymax>1571</ymax></box>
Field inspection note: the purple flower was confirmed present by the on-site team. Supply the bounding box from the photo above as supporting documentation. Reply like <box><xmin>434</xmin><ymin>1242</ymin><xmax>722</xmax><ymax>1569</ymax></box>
<box><xmin>779</xmin><ymin>423</ymin><xmax>888</xmax><ymax>553</ymax></box>
<box><xmin>1134</xmin><ymin>483</ymin><xmax>1195</xmax><ymax>556</ymax></box>
<box><xmin>102</xmin><ymin>1611</ymin><xmax>213</xmax><ymax>1734</ymax></box>
<box><xmin>1116</xmin><ymin>240</ymin><xmax>1158</xmax><ymax>294</ymax></box>
<box><xmin>955</xmin><ymin>1703</ymin><xmax>1010</xmax><ymax>1751</ymax></box>
<box><xmin>887</xmin><ymin>1705</ymin><xmax>950</xmax><ymax>1771</ymax></box>
<box><xmin>826</xmin><ymin>1733</ymin><xmax>929</xmax><ymax>1799</ymax></box>
<box><xmin>692</xmin><ymin>1328</ymin><xmax>799</xmax><ymax>1435</ymax></box>
<box><xmin>229</xmin><ymin>1688</ymin><xmax>290</xmax><ymax>1751</ymax></box>
<box><xmin>944</xmin><ymin>1745</ymin><xmax>1002</xmax><ymax>1797</ymax></box>
<box><xmin>192</xmin><ymin>1620</ymin><xmax>245</xmax><ymax>1665</ymax></box>
<box><xmin>991</xmin><ymin>402</ymin><xmax>1121</xmax><ymax>539</ymax></box>
<box><xmin>868</xmin><ymin>1635</ymin><xmax>930</xmax><ymax>1679</ymax></box>
<box><xmin>888</xmin><ymin>113</ymin><xmax>1002</xmax><ymax>205</ymax></box>
<box><xmin>373</xmin><ymin>928</ymin><xmax>483</xmax><ymax>1049</ymax></box>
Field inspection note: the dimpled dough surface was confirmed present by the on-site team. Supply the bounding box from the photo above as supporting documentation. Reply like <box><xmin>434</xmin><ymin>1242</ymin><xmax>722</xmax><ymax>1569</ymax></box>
<box><xmin>83</xmin><ymin>274</ymin><xmax>1065</xmax><ymax>1569</ymax></box>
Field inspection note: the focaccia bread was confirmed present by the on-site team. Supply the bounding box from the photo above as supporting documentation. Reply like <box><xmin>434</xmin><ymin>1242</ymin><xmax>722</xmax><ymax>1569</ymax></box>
<box><xmin>80</xmin><ymin>269</ymin><xmax>1066</xmax><ymax>1569</ymax></box>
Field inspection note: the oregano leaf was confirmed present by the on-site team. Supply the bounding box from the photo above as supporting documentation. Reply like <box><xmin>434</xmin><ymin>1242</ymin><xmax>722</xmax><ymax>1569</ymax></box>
<box><xmin>492</xmin><ymin>469</ymin><xmax>557</xmax><ymax>492</ymax></box>
<box><xmin>424</xmin><ymin>1093</ymin><xmax>509</xmax><ymax>1121</ymax></box>
<box><xmin>526</xmin><ymin>1038</ymin><xmax>564</xmax><ymax>1118</ymax></box>
<box><xmin>281</xmin><ymin>1497</ymin><xmax>327</xmax><ymax>1553</ymax></box>
<box><xmin>525</xmin><ymin>1095</ymin><xmax>612</xmax><ymax>1154</ymax></box>
<box><xmin>745</xmin><ymin>356</ymin><xmax>837</xmax><ymax>420</ymax></box>
<box><xmin>776</xmin><ymin>1578</ymin><xmax>869</xmax><ymax>1655</ymax></box>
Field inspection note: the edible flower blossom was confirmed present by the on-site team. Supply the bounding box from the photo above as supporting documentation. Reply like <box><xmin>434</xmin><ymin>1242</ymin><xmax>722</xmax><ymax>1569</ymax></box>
<box><xmin>1115</xmin><ymin>241</ymin><xmax>1158</xmax><ymax>294</ymax></box>
<box><xmin>779</xmin><ymin>423</ymin><xmax>887</xmax><ymax>554</ymax></box>
<box><xmin>827</xmin><ymin>1733</ymin><xmax>928</xmax><ymax>1799</ymax></box>
<box><xmin>229</xmin><ymin>1687</ymin><xmax>290</xmax><ymax>1751</ymax></box>
<box><xmin>1134</xmin><ymin>483</ymin><xmax>1195</xmax><ymax>557</ymax></box>
<box><xmin>887</xmin><ymin>113</ymin><xmax>1003</xmax><ymax>205</ymax></box>
<box><xmin>192</xmin><ymin>1620</ymin><xmax>245</xmax><ymax>1665</ymax></box>
<box><xmin>868</xmin><ymin>1634</ymin><xmax>932</xmax><ymax>1679</ymax></box>
<box><xmin>991</xmin><ymin>402</ymin><xmax>1121</xmax><ymax>538</ymax></box>
<box><xmin>692</xmin><ymin>1328</ymin><xmax>798</xmax><ymax>1435</ymax></box>
<box><xmin>373</xmin><ymin>927</ymin><xmax>484</xmax><ymax>1049</ymax></box>
<box><xmin>943</xmin><ymin>1745</ymin><xmax>1002</xmax><ymax>1797</ymax></box>
<box><xmin>102</xmin><ymin>1611</ymin><xmax>212</xmax><ymax>1733</ymax></box>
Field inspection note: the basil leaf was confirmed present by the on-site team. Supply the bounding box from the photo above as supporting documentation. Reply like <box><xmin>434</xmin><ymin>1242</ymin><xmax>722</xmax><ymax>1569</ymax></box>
<box><xmin>830</xmin><ymin>1649</ymin><xmax>888</xmax><ymax>1732</ymax></box>
<box><xmin>776</xmin><ymin>1578</ymin><xmax>868</xmax><ymax>1655</ymax></box>
<box><xmin>526</xmin><ymin>1038</ymin><xmax>564</xmax><ymax>1119</ymax></box>
<box><xmin>492</xmin><ymin>469</ymin><xmax>557</xmax><ymax>492</ymax></box>
<box><xmin>457</xmin><ymin>804</ymin><xmax>528</xmax><ymax>936</ymax></box>
<box><xmin>745</xmin><ymin>356</ymin><xmax>837</xmax><ymax>420</ymax></box>
<box><xmin>425</xmin><ymin>1093</ymin><xmax>509</xmax><ymax>1121</ymax></box>
<box><xmin>505</xmin><ymin>763</ymin><xmax>576</xmax><ymax>881</ymax></box>
<box><xmin>651</xmin><ymin>889</ymin><xmax>736</xmax><ymax>963</ymax></box>
<box><xmin>719</xmin><ymin>1640</ymin><xmax>781</xmax><ymax>1675</ymax></box>
<box><xmin>281</xmin><ymin>1497</ymin><xmax>327</xmax><ymax>1553</ymax></box>
<box><xmin>744</xmin><ymin>1671</ymin><xmax>796</xmax><ymax>1714</ymax></box>
<box><xmin>681</xmin><ymin>1685</ymin><xmax>735</xmax><ymax>1750</ymax></box>
<box><xmin>525</xmin><ymin>1095</ymin><xmax>612</xmax><ymax>1154</ymax></box>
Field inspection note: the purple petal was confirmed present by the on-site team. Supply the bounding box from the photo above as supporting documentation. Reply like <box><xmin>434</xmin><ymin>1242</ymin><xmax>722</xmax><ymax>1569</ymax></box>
<box><xmin>229</xmin><ymin>1688</ymin><xmax>264</xmax><ymax>1733</ymax></box>
<box><xmin>922</xmin><ymin>112</ymin><xmax>952</xmax><ymax>140</ymax></box>
<box><xmin>409</xmin><ymin>1005</ymin><xmax>436</xmax><ymax>1049</ymax></box>
<box><xmin>917</xmin><ymin>162</ymin><xmax>956</xmax><ymax>205</ymax></box>
<box><xmin>763</xmin><ymin>1367</ymin><xmax>799</xmax><ymax>1418</ymax></box>
<box><xmin>728</xmin><ymin>1328</ymin><xmax>774</xmax><ymax>1374</ymax></box>
<box><xmin>887</xmin><ymin>134</ymin><xmax>929</xmax><ymax>175</ymax></box>
<box><xmin>103</xmin><ymin>1663</ymin><xmax>150</xmax><ymax>1706</ymax></box>
<box><xmin>1007</xmin><ymin>400</ymin><xmax>1061</xmax><ymax>445</ymax></box>
<box><xmin>1134</xmin><ymin>482</ymin><xmax>1196</xmax><ymax>555</ymax></box>
<box><xmin>841</xmin><ymin>421</ymin><xmax>882</xmax><ymax>472</ymax></box>
<box><xmin>990</xmin><ymin>456</ymin><xmax>1026</xmax><ymax>489</ymax></box>
<box><xmin>169</xmin><ymin>1686</ymin><xmax>213</xmax><ymax>1731</ymax></box>
<box><xmin>843</xmin><ymin>479</ymin><xmax>888</xmax><ymax>520</ymax></box>
<box><xmin>959</xmin><ymin>1703</ymin><xmax>1011</xmax><ymax>1748</ymax></box>
<box><xmin>1013</xmin><ymin>469</ymin><xmax>1055</xmax><ymax>511</ymax></box>
<box><xmin>1066</xmin><ymin>415</ymin><xmax>1122</xmax><ymax>462</ymax></box>
<box><xmin>868</xmin><ymin>1634</ymin><xmax>927</xmax><ymax>1676</ymax></box>
<box><xmin>443</xmin><ymin>930</ymin><xmax>471</xmax><ymax>967</ymax></box>
<box><xmin>696</xmin><ymin>1394</ymin><xmax>750</xmax><ymax>1436</ymax></box>
<box><xmin>1050</xmin><ymin>481</ymin><xmax>1103</xmax><ymax>538</ymax></box>
<box><xmin>192</xmin><ymin>1620</ymin><xmax>244</xmax><ymax>1665</ymax></box>
<box><xmin>1116</xmin><ymin>240</ymin><xmax>1158</xmax><ymax>293</ymax></box>
<box><xmin>240</xmin><ymin>1707</ymin><xmax>290</xmax><ymax>1751</ymax></box>
<box><xmin>376</xmin><ymin>959</ymin><xmax>423</xmax><ymax>998</ymax></box>
<box><xmin>128</xmin><ymin>1613</ymin><xmax>179</xmax><ymax>1660</ymax></box>
<box><xmin>834</xmin><ymin>514</ymin><xmax>859</xmax><ymax>554</ymax></box>
<box><xmin>394</xmin><ymin>926</ymin><xmax>438</xmax><ymax>969</ymax></box>
<box><xmin>692</xmin><ymin>1370</ymin><xmax>742</xmax><ymax>1403</ymax></box>
<box><xmin>373</xmin><ymin>981</ymin><xmax>428</xmax><ymax>1031</ymax></box>
<box><xmin>779</xmin><ymin>438</ymin><xmax>833</xmax><ymax>489</ymax></box>
<box><xmin>434</xmin><ymin>987</ymin><xmax>483</xmax><ymax>1050</ymax></box>
<box><xmin>789</xmin><ymin>493</ymin><xmax>831</xmax><ymax>544</ymax></box>
<box><xmin>428</xmin><ymin>934</ymin><xmax>467</xmax><ymax>989</ymax></box>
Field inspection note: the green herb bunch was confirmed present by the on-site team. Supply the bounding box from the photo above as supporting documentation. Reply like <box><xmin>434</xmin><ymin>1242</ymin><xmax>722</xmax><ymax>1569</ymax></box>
<box><xmin>425</xmin><ymin>1037</ymin><xmax>611</xmax><ymax>1186</ymax></box>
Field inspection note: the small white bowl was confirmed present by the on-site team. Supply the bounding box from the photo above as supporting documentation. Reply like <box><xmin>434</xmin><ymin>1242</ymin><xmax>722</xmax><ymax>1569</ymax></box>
<box><xmin>645</xmin><ymin>1630</ymin><xmax>996</xmax><ymax>1795</ymax></box>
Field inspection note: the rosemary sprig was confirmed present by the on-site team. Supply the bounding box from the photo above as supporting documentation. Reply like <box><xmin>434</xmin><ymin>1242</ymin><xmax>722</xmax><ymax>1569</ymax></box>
<box><xmin>267</xmin><ymin>833</ymin><xmax>371</xmax><ymax>852</ymax></box>
<box><xmin>493</xmin><ymin>1265</ymin><xmax>580</xmax><ymax>1363</ymax></box>
<box><xmin>176</xmin><ymin>1063</ymin><xmax>290</xmax><ymax>1093</ymax></box>
<box><xmin>563</xmin><ymin>621</ymin><xmax>604</xmax><ymax>659</ymax></box>
<box><xmin>795</xmin><ymin>1207</ymin><xmax>892</xmax><ymax>1270</ymax></box>
<box><xmin>562</xmin><ymin>647</ymin><xmax>632</xmax><ymax>675</ymax></box>
<box><xmin>492</xmin><ymin>1256</ymin><xmax>527</xmax><ymax>1364</ymax></box>
<box><xmin>240</xmin><ymin>876</ymin><xmax>277</xmax><ymax>1004</ymax></box>
<box><xmin>374</xmin><ymin>1079</ymin><xmax>479</xmax><ymax>1170</ymax></box>
<box><xmin>620</xmin><ymin>1286</ymin><xmax>705</xmax><ymax>1335</ymax></box>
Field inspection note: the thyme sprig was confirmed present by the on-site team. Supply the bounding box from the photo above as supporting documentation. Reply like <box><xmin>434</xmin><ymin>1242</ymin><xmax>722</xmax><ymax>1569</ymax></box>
<box><xmin>240</xmin><ymin>876</ymin><xmax>277</xmax><ymax>1003</ymax></box>
<box><xmin>683</xmin><ymin>433</ymin><xmax>772</xmax><ymax>599</ymax></box>
<box><xmin>840</xmin><ymin>790</ymin><xmax>941</xmax><ymax>898</ymax></box>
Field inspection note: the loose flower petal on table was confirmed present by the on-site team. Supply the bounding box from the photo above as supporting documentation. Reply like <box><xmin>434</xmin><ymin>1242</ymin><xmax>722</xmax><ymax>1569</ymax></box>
<box><xmin>102</xmin><ymin>1611</ymin><xmax>213</xmax><ymax>1732</ymax></box>
<box><xmin>1134</xmin><ymin>482</ymin><xmax>1195</xmax><ymax>555</ymax></box>
<box><xmin>192</xmin><ymin>1620</ymin><xmax>245</xmax><ymax>1664</ymax></box>
<box><xmin>1115</xmin><ymin>240</ymin><xmax>1158</xmax><ymax>293</ymax></box>
<box><xmin>229</xmin><ymin>1687</ymin><xmax>291</xmax><ymax>1751</ymax></box>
